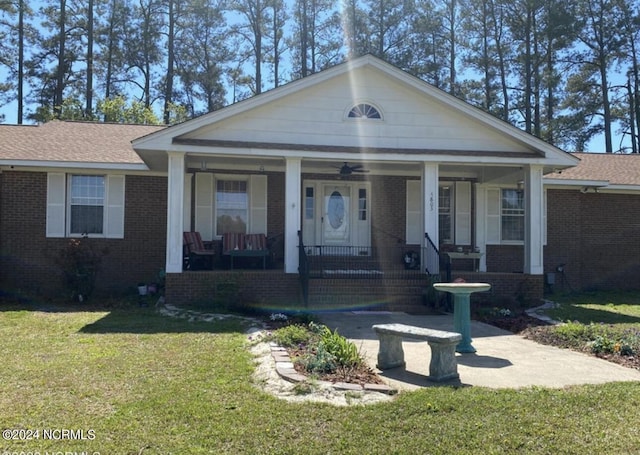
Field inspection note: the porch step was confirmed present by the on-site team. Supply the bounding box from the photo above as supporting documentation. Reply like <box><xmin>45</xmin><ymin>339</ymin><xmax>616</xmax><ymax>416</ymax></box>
<box><xmin>306</xmin><ymin>277</ymin><xmax>437</xmax><ymax>313</ymax></box>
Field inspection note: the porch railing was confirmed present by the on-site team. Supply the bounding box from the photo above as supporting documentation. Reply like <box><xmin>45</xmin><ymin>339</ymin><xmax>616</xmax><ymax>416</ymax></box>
<box><xmin>298</xmin><ymin>231</ymin><xmax>310</xmax><ymax>306</ymax></box>
<box><xmin>300</xmin><ymin>244</ymin><xmax>434</xmax><ymax>279</ymax></box>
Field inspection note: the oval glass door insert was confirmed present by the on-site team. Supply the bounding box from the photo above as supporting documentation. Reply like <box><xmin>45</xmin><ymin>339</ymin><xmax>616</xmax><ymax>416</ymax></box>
<box><xmin>327</xmin><ymin>191</ymin><xmax>345</xmax><ymax>229</ymax></box>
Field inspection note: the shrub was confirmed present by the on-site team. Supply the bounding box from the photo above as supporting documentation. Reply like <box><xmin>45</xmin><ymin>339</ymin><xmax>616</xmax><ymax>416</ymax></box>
<box><xmin>299</xmin><ymin>343</ymin><xmax>337</xmax><ymax>374</ymax></box>
<box><xmin>56</xmin><ymin>236</ymin><xmax>105</xmax><ymax>302</ymax></box>
<box><xmin>272</xmin><ymin>324</ymin><xmax>315</xmax><ymax>348</ymax></box>
<box><xmin>318</xmin><ymin>325</ymin><xmax>362</xmax><ymax>368</ymax></box>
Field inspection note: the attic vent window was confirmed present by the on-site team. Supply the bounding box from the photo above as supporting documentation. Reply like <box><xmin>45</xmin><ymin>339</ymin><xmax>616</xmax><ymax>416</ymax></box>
<box><xmin>348</xmin><ymin>103</ymin><xmax>381</xmax><ymax>119</ymax></box>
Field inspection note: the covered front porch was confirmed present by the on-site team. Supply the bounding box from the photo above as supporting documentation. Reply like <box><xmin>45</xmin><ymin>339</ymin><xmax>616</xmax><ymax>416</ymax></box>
<box><xmin>158</xmin><ymin>152</ymin><xmax>550</xmax><ymax>309</ymax></box>
<box><xmin>130</xmin><ymin>56</ymin><xmax>578</xmax><ymax>309</ymax></box>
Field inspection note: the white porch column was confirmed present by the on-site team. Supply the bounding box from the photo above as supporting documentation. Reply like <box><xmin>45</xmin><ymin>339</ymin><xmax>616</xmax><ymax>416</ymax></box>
<box><xmin>422</xmin><ymin>162</ymin><xmax>439</xmax><ymax>250</ymax></box>
<box><xmin>524</xmin><ymin>164</ymin><xmax>544</xmax><ymax>275</ymax></box>
<box><xmin>166</xmin><ymin>151</ymin><xmax>186</xmax><ymax>273</ymax></box>
<box><xmin>422</xmin><ymin>163</ymin><xmax>440</xmax><ymax>246</ymax></box>
<box><xmin>284</xmin><ymin>158</ymin><xmax>302</xmax><ymax>273</ymax></box>
<box><xmin>474</xmin><ymin>184</ymin><xmax>488</xmax><ymax>272</ymax></box>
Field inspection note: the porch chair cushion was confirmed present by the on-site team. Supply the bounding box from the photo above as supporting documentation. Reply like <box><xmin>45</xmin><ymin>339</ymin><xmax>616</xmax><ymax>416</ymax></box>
<box><xmin>183</xmin><ymin>231</ymin><xmax>215</xmax><ymax>270</ymax></box>
<box><xmin>222</xmin><ymin>232</ymin><xmax>245</xmax><ymax>253</ymax></box>
<box><xmin>222</xmin><ymin>232</ymin><xmax>269</xmax><ymax>269</ymax></box>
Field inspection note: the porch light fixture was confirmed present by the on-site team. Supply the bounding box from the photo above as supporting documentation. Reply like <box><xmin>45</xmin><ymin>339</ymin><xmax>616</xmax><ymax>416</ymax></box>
<box><xmin>580</xmin><ymin>186</ymin><xmax>599</xmax><ymax>194</ymax></box>
<box><xmin>200</xmin><ymin>161</ymin><xmax>207</xmax><ymax>171</ymax></box>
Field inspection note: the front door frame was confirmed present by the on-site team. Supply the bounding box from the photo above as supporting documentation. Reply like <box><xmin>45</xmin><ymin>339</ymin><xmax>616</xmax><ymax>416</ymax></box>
<box><xmin>302</xmin><ymin>179</ymin><xmax>371</xmax><ymax>254</ymax></box>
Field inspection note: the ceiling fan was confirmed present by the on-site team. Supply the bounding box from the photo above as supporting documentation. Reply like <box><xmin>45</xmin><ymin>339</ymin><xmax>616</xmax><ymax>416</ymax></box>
<box><xmin>333</xmin><ymin>162</ymin><xmax>370</xmax><ymax>176</ymax></box>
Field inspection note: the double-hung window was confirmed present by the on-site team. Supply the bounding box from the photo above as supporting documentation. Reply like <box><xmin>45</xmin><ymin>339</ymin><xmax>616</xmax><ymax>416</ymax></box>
<box><xmin>46</xmin><ymin>173</ymin><xmax>125</xmax><ymax>238</ymax></box>
<box><xmin>216</xmin><ymin>179</ymin><xmax>248</xmax><ymax>235</ymax></box>
<box><xmin>439</xmin><ymin>185</ymin><xmax>453</xmax><ymax>244</ymax></box>
<box><xmin>501</xmin><ymin>189</ymin><xmax>525</xmax><ymax>241</ymax></box>
<box><xmin>69</xmin><ymin>175</ymin><xmax>105</xmax><ymax>235</ymax></box>
<box><xmin>193</xmin><ymin>173</ymin><xmax>267</xmax><ymax>240</ymax></box>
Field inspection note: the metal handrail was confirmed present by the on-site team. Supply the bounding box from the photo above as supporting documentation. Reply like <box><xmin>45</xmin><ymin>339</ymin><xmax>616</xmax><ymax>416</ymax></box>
<box><xmin>298</xmin><ymin>230</ymin><xmax>309</xmax><ymax>306</ymax></box>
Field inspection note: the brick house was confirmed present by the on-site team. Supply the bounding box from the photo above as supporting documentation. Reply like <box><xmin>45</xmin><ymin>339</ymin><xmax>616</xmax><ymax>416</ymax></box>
<box><xmin>1</xmin><ymin>56</ymin><xmax>637</xmax><ymax>309</ymax></box>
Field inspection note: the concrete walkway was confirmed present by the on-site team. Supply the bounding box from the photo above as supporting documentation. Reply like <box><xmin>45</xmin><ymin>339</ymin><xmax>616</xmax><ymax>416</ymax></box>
<box><xmin>317</xmin><ymin>312</ymin><xmax>640</xmax><ymax>390</ymax></box>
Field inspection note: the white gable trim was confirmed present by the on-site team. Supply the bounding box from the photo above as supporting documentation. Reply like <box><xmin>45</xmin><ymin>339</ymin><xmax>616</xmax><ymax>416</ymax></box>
<box><xmin>132</xmin><ymin>55</ymin><xmax>578</xmax><ymax>170</ymax></box>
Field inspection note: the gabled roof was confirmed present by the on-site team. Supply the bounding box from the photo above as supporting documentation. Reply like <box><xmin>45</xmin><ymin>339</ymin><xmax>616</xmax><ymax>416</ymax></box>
<box><xmin>133</xmin><ymin>55</ymin><xmax>579</xmax><ymax>171</ymax></box>
<box><xmin>0</xmin><ymin>120</ymin><xmax>165</xmax><ymax>170</ymax></box>
<box><xmin>545</xmin><ymin>153</ymin><xmax>640</xmax><ymax>189</ymax></box>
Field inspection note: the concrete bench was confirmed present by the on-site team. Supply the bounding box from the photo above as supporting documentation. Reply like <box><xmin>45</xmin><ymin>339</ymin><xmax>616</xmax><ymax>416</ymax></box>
<box><xmin>372</xmin><ymin>323</ymin><xmax>462</xmax><ymax>382</ymax></box>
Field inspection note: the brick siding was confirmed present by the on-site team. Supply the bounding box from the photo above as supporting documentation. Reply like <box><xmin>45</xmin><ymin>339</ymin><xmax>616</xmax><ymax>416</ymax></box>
<box><xmin>165</xmin><ymin>270</ymin><xmax>301</xmax><ymax>307</ymax></box>
<box><xmin>0</xmin><ymin>171</ymin><xmax>167</xmax><ymax>297</ymax></box>
<box><xmin>4</xmin><ymin>169</ymin><xmax>637</xmax><ymax>305</ymax></box>
<box><xmin>545</xmin><ymin>189</ymin><xmax>640</xmax><ymax>292</ymax></box>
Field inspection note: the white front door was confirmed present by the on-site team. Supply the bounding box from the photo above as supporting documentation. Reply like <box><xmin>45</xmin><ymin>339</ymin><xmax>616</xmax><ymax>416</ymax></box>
<box><xmin>302</xmin><ymin>180</ymin><xmax>371</xmax><ymax>255</ymax></box>
<box><xmin>322</xmin><ymin>184</ymin><xmax>351</xmax><ymax>246</ymax></box>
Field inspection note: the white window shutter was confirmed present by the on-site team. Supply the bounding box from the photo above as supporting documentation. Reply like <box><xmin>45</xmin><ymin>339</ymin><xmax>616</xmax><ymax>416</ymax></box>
<box><xmin>105</xmin><ymin>175</ymin><xmax>125</xmax><ymax>239</ymax></box>
<box><xmin>455</xmin><ymin>181</ymin><xmax>471</xmax><ymax>245</ymax></box>
<box><xmin>249</xmin><ymin>174</ymin><xmax>267</xmax><ymax>234</ymax></box>
<box><xmin>195</xmin><ymin>173</ymin><xmax>213</xmax><ymax>239</ymax></box>
<box><xmin>183</xmin><ymin>173</ymin><xmax>192</xmax><ymax>232</ymax></box>
<box><xmin>406</xmin><ymin>180</ymin><xmax>422</xmax><ymax>244</ymax></box>
<box><xmin>46</xmin><ymin>173</ymin><xmax>66</xmax><ymax>238</ymax></box>
<box><xmin>486</xmin><ymin>188</ymin><xmax>501</xmax><ymax>244</ymax></box>
<box><xmin>543</xmin><ymin>189</ymin><xmax>547</xmax><ymax>245</ymax></box>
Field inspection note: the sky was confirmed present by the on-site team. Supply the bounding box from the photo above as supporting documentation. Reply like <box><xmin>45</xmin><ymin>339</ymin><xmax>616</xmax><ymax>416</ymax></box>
<box><xmin>0</xmin><ymin>1</ymin><xmax>627</xmax><ymax>154</ymax></box>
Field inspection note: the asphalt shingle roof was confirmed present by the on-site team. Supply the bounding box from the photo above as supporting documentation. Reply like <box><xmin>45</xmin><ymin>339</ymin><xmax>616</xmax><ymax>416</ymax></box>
<box><xmin>0</xmin><ymin>120</ymin><xmax>164</xmax><ymax>165</ymax></box>
<box><xmin>2</xmin><ymin>122</ymin><xmax>640</xmax><ymax>189</ymax></box>
<box><xmin>546</xmin><ymin>152</ymin><xmax>640</xmax><ymax>186</ymax></box>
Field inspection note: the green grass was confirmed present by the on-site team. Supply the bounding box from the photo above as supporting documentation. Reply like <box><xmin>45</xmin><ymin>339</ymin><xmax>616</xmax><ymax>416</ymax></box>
<box><xmin>2</xmin><ymin>299</ymin><xmax>640</xmax><ymax>454</ymax></box>
<box><xmin>547</xmin><ymin>291</ymin><xmax>640</xmax><ymax>324</ymax></box>
<box><xmin>539</xmin><ymin>291</ymin><xmax>640</xmax><ymax>358</ymax></box>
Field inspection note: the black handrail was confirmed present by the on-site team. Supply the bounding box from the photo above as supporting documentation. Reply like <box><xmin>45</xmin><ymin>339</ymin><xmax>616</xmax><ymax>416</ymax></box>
<box><xmin>424</xmin><ymin>232</ymin><xmax>440</xmax><ymax>275</ymax></box>
<box><xmin>298</xmin><ymin>230</ymin><xmax>309</xmax><ymax>307</ymax></box>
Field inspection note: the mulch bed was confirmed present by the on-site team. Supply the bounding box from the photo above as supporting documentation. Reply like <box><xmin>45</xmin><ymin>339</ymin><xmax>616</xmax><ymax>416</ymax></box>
<box><xmin>269</xmin><ymin>311</ymin><xmax>640</xmax><ymax>385</ymax></box>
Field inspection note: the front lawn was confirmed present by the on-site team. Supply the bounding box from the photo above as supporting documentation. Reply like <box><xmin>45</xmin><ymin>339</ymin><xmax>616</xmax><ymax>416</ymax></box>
<box><xmin>524</xmin><ymin>291</ymin><xmax>640</xmax><ymax>370</ymax></box>
<box><xmin>2</xmin><ymin>298</ymin><xmax>640</xmax><ymax>454</ymax></box>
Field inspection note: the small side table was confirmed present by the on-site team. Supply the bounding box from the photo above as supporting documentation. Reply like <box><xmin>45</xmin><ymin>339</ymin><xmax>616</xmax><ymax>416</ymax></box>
<box><xmin>445</xmin><ymin>252</ymin><xmax>483</xmax><ymax>272</ymax></box>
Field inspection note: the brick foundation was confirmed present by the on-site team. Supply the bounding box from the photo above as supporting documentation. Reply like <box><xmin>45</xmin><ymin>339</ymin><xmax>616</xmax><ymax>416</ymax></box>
<box><xmin>165</xmin><ymin>270</ymin><xmax>302</xmax><ymax>308</ymax></box>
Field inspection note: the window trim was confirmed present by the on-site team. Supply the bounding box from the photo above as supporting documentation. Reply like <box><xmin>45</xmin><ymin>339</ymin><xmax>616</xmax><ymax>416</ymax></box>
<box><xmin>484</xmin><ymin>186</ymin><xmax>547</xmax><ymax>246</ymax></box>
<box><xmin>500</xmin><ymin>188</ymin><xmax>525</xmax><ymax>244</ymax></box>
<box><xmin>214</xmin><ymin>175</ymin><xmax>250</xmax><ymax>237</ymax></box>
<box><xmin>46</xmin><ymin>172</ymin><xmax>125</xmax><ymax>239</ymax></box>
<box><xmin>67</xmin><ymin>174</ymin><xmax>106</xmax><ymax>237</ymax></box>
<box><xmin>194</xmin><ymin>173</ymin><xmax>267</xmax><ymax>240</ymax></box>
<box><xmin>345</xmin><ymin>102</ymin><xmax>383</xmax><ymax>120</ymax></box>
<box><xmin>439</xmin><ymin>183</ymin><xmax>454</xmax><ymax>244</ymax></box>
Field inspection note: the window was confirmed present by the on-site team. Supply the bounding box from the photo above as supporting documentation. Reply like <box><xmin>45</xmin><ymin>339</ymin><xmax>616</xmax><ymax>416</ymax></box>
<box><xmin>501</xmin><ymin>189</ymin><xmax>525</xmax><ymax>241</ymax></box>
<box><xmin>305</xmin><ymin>187</ymin><xmax>314</xmax><ymax>220</ymax></box>
<box><xmin>46</xmin><ymin>173</ymin><xmax>125</xmax><ymax>238</ymax></box>
<box><xmin>69</xmin><ymin>175</ymin><xmax>105</xmax><ymax>235</ymax></box>
<box><xmin>216</xmin><ymin>179</ymin><xmax>248</xmax><ymax>234</ymax></box>
<box><xmin>439</xmin><ymin>185</ymin><xmax>453</xmax><ymax>243</ymax></box>
<box><xmin>347</xmin><ymin>103</ymin><xmax>381</xmax><ymax>119</ymax></box>
<box><xmin>194</xmin><ymin>173</ymin><xmax>266</xmax><ymax>240</ymax></box>
<box><xmin>358</xmin><ymin>188</ymin><xmax>367</xmax><ymax>221</ymax></box>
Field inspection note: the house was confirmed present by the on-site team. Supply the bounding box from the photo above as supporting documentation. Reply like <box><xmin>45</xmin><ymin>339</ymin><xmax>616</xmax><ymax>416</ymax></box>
<box><xmin>1</xmin><ymin>55</ymin><xmax>639</xmax><ymax>309</ymax></box>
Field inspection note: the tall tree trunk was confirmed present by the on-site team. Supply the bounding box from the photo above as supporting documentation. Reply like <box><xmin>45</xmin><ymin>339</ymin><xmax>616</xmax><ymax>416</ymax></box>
<box><xmin>163</xmin><ymin>0</ymin><xmax>175</xmax><ymax>124</ymax></box>
<box><xmin>17</xmin><ymin>0</ymin><xmax>24</xmax><ymax>124</ymax></box>
<box><xmin>629</xmin><ymin>79</ymin><xmax>638</xmax><ymax>154</ymax></box>
<box><xmin>524</xmin><ymin>6</ymin><xmax>532</xmax><ymax>134</ymax></box>
<box><xmin>448</xmin><ymin>0</ymin><xmax>456</xmax><ymax>95</ymax></box>
<box><xmin>600</xmin><ymin>57</ymin><xmax>613</xmax><ymax>153</ymax></box>
<box><xmin>86</xmin><ymin>0</ymin><xmax>94</xmax><ymax>119</ymax></box>
<box><xmin>488</xmin><ymin>0</ymin><xmax>509</xmax><ymax>122</ymax></box>
<box><xmin>300</xmin><ymin>0</ymin><xmax>308</xmax><ymax>77</ymax></box>
<box><xmin>54</xmin><ymin>0</ymin><xmax>66</xmax><ymax>118</ymax></box>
